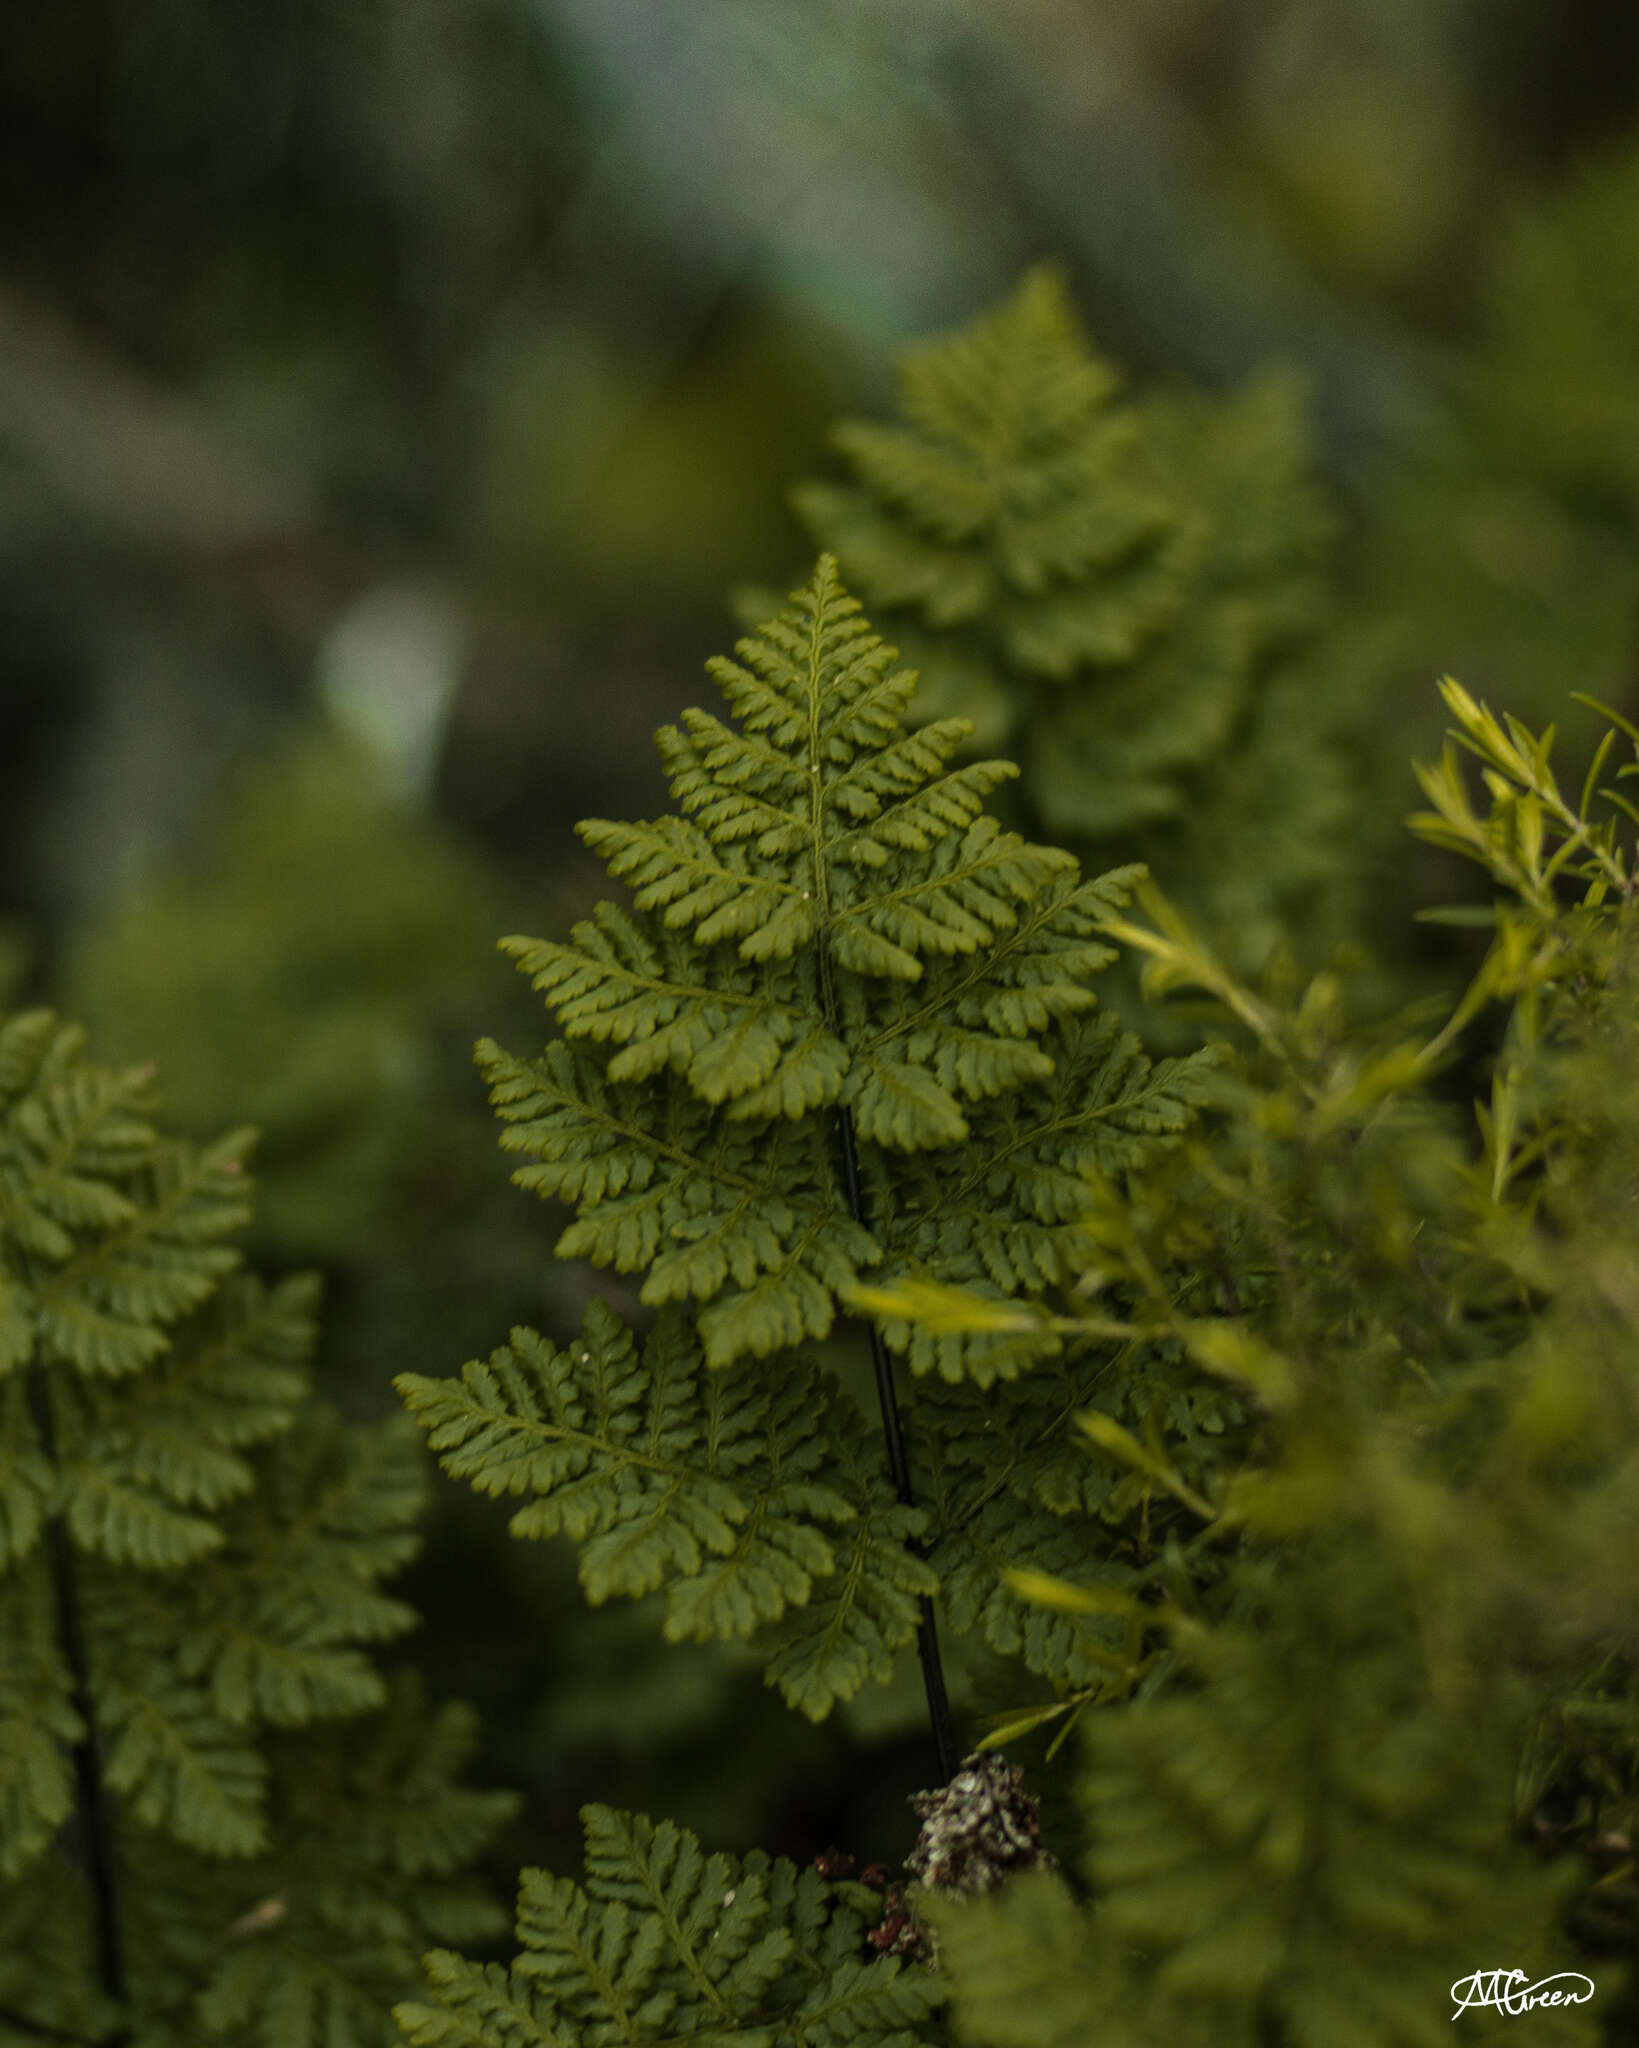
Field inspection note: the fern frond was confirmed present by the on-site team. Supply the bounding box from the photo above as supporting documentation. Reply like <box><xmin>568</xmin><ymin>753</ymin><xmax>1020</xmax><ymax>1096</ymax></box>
<box><xmin>865</xmin><ymin>1019</ymin><xmax>1225</xmax><ymax>1383</ymax></box>
<box><xmin>107</xmin><ymin>1676</ymin><xmax>518</xmax><ymax>2048</ymax></box>
<box><xmin>31</xmin><ymin>1132</ymin><xmax>253</xmax><ymax>1380</ymax></box>
<box><xmin>479</xmin><ymin>1037</ymin><xmax>881</xmax><ymax>1364</ymax></box>
<box><xmin>0</xmin><ymin>1861</ymin><xmax>116</xmax><ymax>2045</ymax></box>
<box><xmin>396</xmin><ymin>1805</ymin><xmax>943</xmax><ymax>2048</ymax></box>
<box><xmin>0</xmin><ymin>1561</ymin><xmax>79</xmax><ymax>1881</ymax></box>
<box><xmin>400</xmin><ymin>1301</ymin><xmax>934</xmax><ymax>1717</ymax></box>
<box><xmin>484</xmin><ymin>560</ymin><xmax>1215</xmax><ymax>1375</ymax></box>
<box><xmin>0</xmin><ymin>1016</ymin><xmax>155</xmax><ymax>1266</ymax></box>
<box><xmin>792</xmin><ymin>271</ymin><xmax>1177</xmax><ymax>717</ymax></box>
<box><xmin>755</xmin><ymin>1415</ymin><xmax>937</xmax><ymax>1722</ymax></box>
<box><xmin>0</xmin><ymin>1007</ymin><xmax>513</xmax><ymax>2039</ymax></box>
<box><xmin>503</xmin><ymin>908</ymin><xmax>850</xmax><ymax>1117</ymax></box>
<box><xmin>934</xmin><ymin>1498</ymin><xmax>1130</xmax><ymax>1689</ymax></box>
<box><xmin>0</xmin><ymin>1380</ymin><xmax>57</xmax><ymax>1570</ymax></box>
<box><xmin>96</xmin><ymin>1667</ymin><xmax>270</xmax><ymax>1857</ymax></box>
<box><xmin>792</xmin><ymin>270</ymin><xmax>1343</xmax><ymax>973</ymax></box>
<box><xmin>168</xmin><ymin>1407</ymin><xmax>425</xmax><ymax>1727</ymax></box>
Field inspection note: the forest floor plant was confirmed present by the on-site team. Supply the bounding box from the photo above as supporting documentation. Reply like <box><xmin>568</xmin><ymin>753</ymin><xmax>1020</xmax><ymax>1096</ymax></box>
<box><xmin>10</xmin><ymin>560</ymin><xmax>1637</xmax><ymax>2044</ymax></box>
<box><xmin>397</xmin><ymin>568</ymin><xmax>1639</xmax><ymax>2045</ymax></box>
<box><xmin>392</xmin><ymin>557</ymin><xmax>1225</xmax><ymax>2041</ymax></box>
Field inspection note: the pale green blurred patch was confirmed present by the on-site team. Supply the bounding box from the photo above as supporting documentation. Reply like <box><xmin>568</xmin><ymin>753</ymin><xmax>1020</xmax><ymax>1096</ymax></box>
<box><xmin>63</xmin><ymin>724</ymin><xmax>505</xmax><ymax>1261</ymax></box>
<box><xmin>1242</xmin><ymin>71</ymin><xmax>1473</xmax><ymax>297</ymax></box>
<box><xmin>477</xmin><ymin>304</ymin><xmax>844</xmax><ymax>613</ymax></box>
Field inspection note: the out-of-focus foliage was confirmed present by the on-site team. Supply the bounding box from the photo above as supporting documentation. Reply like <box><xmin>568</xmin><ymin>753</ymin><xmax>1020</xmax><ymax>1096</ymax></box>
<box><xmin>0</xmin><ymin>1009</ymin><xmax>516</xmax><ymax>2047</ymax></box>
<box><xmin>878</xmin><ymin>683</ymin><xmax>1639</xmax><ymax>2041</ymax></box>
<box><xmin>63</xmin><ymin>726</ymin><xmax>503</xmax><ymax>1262</ymax></box>
<box><xmin>784</xmin><ymin>271</ymin><xmax>1352</xmax><ymax>982</ymax></box>
<box><xmin>1362</xmin><ymin>137</ymin><xmax>1639</xmax><ymax>759</ymax></box>
<box><xmin>482</xmin><ymin>309</ymin><xmax>847</xmax><ymax>615</ymax></box>
<box><xmin>1472</xmin><ymin>144</ymin><xmax>1639</xmax><ymax>510</ymax></box>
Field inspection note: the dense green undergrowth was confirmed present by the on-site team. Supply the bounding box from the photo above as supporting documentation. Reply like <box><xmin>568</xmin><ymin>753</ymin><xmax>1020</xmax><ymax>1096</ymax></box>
<box><xmin>8</xmin><ymin>240</ymin><xmax>1639</xmax><ymax>2044</ymax></box>
<box><xmin>391</xmin><ymin>571</ymin><xmax>1639</xmax><ymax>2044</ymax></box>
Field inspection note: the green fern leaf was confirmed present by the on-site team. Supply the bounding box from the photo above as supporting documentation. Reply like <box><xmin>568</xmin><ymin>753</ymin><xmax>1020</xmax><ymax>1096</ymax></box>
<box><xmin>63</xmin><ymin>1454</ymin><xmax>223</xmax><ymax>1567</ymax></box>
<box><xmin>792</xmin><ymin>271</ymin><xmax>1175</xmax><ymax>709</ymax></box>
<box><xmin>0</xmin><ymin>1269</ymin><xmax>33</xmax><ymax>1380</ymax></box>
<box><xmin>865</xmin><ymin>1020</ymin><xmax>1225</xmax><ymax>1384</ymax></box>
<box><xmin>0</xmin><ymin>1381</ymin><xmax>55</xmax><ymax>1569</ymax></box>
<box><xmin>0</xmin><ymin>1022</ymin><xmax>154</xmax><ymax>1264</ymax></box>
<box><xmin>176</xmin><ymin>1407</ymin><xmax>424</xmax><ymax>1727</ymax></box>
<box><xmin>330</xmin><ymin>1681</ymin><xmax>517</xmax><ymax>1881</ymax></box>
<box><xmin>480</xmin><ymin>1035</ymin><xmax>882</xmax><ymax>1363</ymax></box>
<box><xmin>25</xmin><ymin>1130</ymin><xmax>253</xmax><ymax>1379</ymax></box>
<box><xmin>484</xmin><ymin>559</ymin><xmax>1214</xmax><ymax>1376</ymax></box>
<box><xmin>934</xmin><ymin>1498</ymin><xmax>1129</xmax><ymax>1688</ymax></box>
<box><xmin>8</xmin><ymin>1262</ymin><xmax>321</xmax><ymax>1604</ymax></box>
<box><xmin>757</xmin><ymin>1493</ymin><xmax>937</xmax><ymax>1722</ymax></box>
<box><xmin>0</xmin><ymin>1861</ymin><xmax>117</xmax><ymax>2045</ymax></box>
<box><xmin>0</xmin><ymin>1563</ymin><xmax>80</xmax><ymax>1881</ymax></box>
<box><xmin>396</xmin><ymin>1805</ymin><xmax>943</xmax><ymax>2048</ymax></box>
<box><xmin>400</xmin><ymin>1301</ymin><xmax>936</xmax><ymax>1717</ymax></box>
<box><xmin>200</xmin><ymin>1948</ymin><xmax>397</xmax><ymax>2048</ymax></box>
<box><xmin>792</xmin><ymin>270</ymin><xmax>1344</xmax><ymax>977</ymax></box>
<box><xmin>97</xmin><ymin>1668</ymin><xmax>269</xmax><ymax>1856</ymax></box>
<box><xmin>161</xmin><ymin>1676</ymin><xmax>518</xmax><ymax>2048</ymax></box>
<box><xmin>0</xmin><ymin>1007</ymin><xmax>514</xmax><ymax>2043</ymax></box>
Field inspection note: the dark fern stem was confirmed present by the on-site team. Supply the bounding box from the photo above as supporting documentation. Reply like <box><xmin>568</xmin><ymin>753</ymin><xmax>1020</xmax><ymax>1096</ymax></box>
<box><xmin>26</xmin><ymin>1366</ymin><xmax>130</xmax><ymax>2047</ymax></box>
<box><xmin>835</xmin><ymin>1106</ymin><xmax>958</xmax><ymax>1784</ymax></box>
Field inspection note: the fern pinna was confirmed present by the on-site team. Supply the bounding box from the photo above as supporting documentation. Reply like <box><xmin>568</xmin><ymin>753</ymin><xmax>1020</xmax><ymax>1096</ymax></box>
<box><xmin>395</xmin><ymin>558</ymin><xmax>1218</xmax><ymax>2039</ymax></box>
<box><xmin>0</xmin><ymin>1010</ymin><xmax>515</xmax><ymax>2048</ymax></box>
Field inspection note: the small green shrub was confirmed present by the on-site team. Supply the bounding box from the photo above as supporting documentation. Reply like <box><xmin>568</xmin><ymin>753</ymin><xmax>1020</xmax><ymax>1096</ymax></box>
<box><xmin>900</xmin><ymin>679</ymin><xmax>1639</xmax><ymax>2044</ymax></box>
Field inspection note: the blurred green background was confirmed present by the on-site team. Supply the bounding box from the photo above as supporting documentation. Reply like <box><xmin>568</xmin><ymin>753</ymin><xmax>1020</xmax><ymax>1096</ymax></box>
<box><xmin>4</xmin><ymin>0</ymin><xmax>1639</xmax><ymax>1925</ymax></box>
